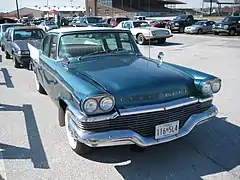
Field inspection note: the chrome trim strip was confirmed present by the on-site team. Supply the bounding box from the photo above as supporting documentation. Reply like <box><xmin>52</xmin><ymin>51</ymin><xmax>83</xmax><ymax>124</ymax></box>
<box><xmin>199</xmin><ymin>96</ymin><xmax>213</xmax><ymax>103</ymax></box>
<box><xmin>69</xmin><ymin>105</ymin><xmax>218</xmax><ymax>147</ymax></box>
<box><xmin>119</xmin><ymin>97</ymin><xmax>198</xmax><ymax>116</ymax></box>
<box><xmin>68</xmin><ymin>96</ymin><xmax>213</xmax><ymax>122</ymax></box>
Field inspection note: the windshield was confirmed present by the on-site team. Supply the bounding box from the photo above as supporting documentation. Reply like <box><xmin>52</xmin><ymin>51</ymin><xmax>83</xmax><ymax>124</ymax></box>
<box><xmin>133</xmin><ymin>21</ymin><xmax>150</xmax><ymax>28</ymax></box>
<box><xmin>174</xmin><ymin>16</ymin><xmax>187</xmax><ymax>20</ymax></box>
<box><xmin>194</xmin><ymin>21</ymin><xmax>206</xmax><ymax>25</ymax></box>
<box><xmin>2</xmin><ymin>24</ymin><xmax>24</xmax><ymax>32</ymax></box>
<box><xmin>13</xmin><ymin>29</ymin><xmax>44</xmax><ymax>40</ymax></box>
<box><xmin>222</xmin><ymin>17</ymin><xmax>238</xmax><ymax>23</ymax></box>
<box><xmin>59</xmin><ymin>32</ymin><xmax>137</xmax><ymax>59</ymax></box>
<box><xmin>87</xmin><ymin>17</ymin><xmax>103</xmax><ymax>23</ymax></box>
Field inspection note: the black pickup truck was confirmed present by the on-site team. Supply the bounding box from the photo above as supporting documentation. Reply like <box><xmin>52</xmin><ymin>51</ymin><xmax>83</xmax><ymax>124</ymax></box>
<box><xmin>166</xmin><ymin>15</ymin><xmax>200</xmax><ymax>33</ymax></box>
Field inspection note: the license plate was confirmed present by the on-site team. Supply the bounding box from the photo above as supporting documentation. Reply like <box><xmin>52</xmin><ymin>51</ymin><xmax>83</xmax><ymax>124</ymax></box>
<box><xmin>155</xmin><ymin>121</ymin><xmax>179</xmax><ymax>139</ymax></box>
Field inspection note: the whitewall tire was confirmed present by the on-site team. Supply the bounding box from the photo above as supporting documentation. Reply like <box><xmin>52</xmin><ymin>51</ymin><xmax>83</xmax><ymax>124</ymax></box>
<box><xmin>65</xmin><ymin>109</ymin><xmax>92</xmax><ymax>155</ymax></box>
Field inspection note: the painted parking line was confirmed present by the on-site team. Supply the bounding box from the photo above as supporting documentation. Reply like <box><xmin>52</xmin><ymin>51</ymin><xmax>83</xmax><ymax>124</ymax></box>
<box><xmin>0</xmin><ymin>148</ymin><xmax>7</xmax><ymax>180</ymax></box>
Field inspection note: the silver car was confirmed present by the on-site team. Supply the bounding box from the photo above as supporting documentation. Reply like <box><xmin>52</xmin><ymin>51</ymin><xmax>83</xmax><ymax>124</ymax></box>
<box><xmin>185</xmin><ymin>21</ymin><xmax>216</xmax><ymax>34</ymax></box>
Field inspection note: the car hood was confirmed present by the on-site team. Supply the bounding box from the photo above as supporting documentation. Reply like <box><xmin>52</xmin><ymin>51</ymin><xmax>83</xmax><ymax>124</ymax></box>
<box><xmin>69</xmin><ymin>55</ymin><xmax>197</xmax><ymax>109</ymax></box>
<box><xmin>186</xmin><ymin>25</ymin><xmax>202</xmax><ymax>28</ymax></box>
<box><xmin>14</xmin><ymin>39</ymin><xmax>42</xmax><ymax>51</ymax></box>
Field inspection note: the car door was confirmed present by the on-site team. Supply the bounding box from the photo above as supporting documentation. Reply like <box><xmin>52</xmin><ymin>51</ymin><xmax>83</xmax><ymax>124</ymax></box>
<box><xmin>39</xmin><ymin>34</ymin><xmax>59</xmax><ymax>98</ymax></box>
<box><xmin>6</xmin><ymin>29</ymin><xmax>13</xmax><ymax>55</ymax></box>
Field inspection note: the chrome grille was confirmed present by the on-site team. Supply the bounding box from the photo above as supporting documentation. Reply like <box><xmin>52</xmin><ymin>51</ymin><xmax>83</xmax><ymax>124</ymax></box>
<box><xmin>79</xmin><ymin>101</ymin><xmax>212</xmax><ymax>138</ymax></box>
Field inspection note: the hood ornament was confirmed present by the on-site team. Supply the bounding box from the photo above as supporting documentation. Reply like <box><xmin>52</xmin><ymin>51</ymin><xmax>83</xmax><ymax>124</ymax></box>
<box><xmin>157</xmin><ymin>52</ymin><xmax>164</xmax><ymax>67</ymax></box>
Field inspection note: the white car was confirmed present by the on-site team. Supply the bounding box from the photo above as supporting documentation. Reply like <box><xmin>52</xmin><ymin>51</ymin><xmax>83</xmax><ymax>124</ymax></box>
<box><xmin>115</xmin><ymin>20</ymin><xmax>173</xmax><ymax>45</ymax></box>
<box><xmin>38</xmin><ymin>21</ymin><xmax>59</xmax><ymax>32</ymax></box>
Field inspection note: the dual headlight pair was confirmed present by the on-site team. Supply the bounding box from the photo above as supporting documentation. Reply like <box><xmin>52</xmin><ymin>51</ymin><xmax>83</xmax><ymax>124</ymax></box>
<box><xmin>17</xmin><ymin>50</ymin><xmax>30</xmax><ymax>55</ymax></box>
<box><xmin>201</xmin><ymin>78</ymin><xmax>221</xmax><ymax>96</ymax></box>
<box><xmin>82</xmin><ymin>95</ymin><xmax>115</xmax><ymax>115</ymax></box>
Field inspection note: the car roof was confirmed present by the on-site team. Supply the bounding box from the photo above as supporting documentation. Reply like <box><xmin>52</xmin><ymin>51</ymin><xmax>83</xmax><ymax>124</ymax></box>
<box><xmin>9</xmin><ymin>26</ymin><xmax>43</xmax><ymax>30</ymax></box>
<box><xmin>49</xmin><ymin>27</ymin><xmax>130</xmax><ymax>34</ymax></box>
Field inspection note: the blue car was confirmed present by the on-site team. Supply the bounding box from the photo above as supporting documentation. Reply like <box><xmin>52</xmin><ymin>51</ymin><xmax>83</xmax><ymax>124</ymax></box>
<box><xmin>28</xmin><ymin>27</ymin><xmax>221</xmax><ymax>155</ymax></box>
<box><xmin>0</xmin><ymin>23</ymin><xmax>24</xmax><ymax>50</ymax></box>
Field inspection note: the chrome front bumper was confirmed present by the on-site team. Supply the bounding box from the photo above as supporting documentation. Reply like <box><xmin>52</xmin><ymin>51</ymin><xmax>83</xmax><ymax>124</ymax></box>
<box><xmin>69</xmin><ymin>105</ymin><xmax>218</xmax><ymax>148</ymax></box>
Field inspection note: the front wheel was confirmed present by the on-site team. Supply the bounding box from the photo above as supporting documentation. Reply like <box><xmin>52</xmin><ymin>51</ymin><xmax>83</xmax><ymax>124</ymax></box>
<box><xmin>5</xmin><ymin>51</ymin><xmax>11</xmax><ymax>59</ymax></box>
<box><xmin>137</xmin><ymin>34</ymin><xmax>147</xmax><ymax>45</ymax></box>
<box><xmin>229</xmin><ymin>28</ymin><xmax>236</xmax><ymax>36</ymax></box>
<box><xmin>197</xmin><ymin>28</ymin><xmax>203</xmax><ymax>34</ymax></box>
<box><xmin>13</xmin><ymin>55</ymin><xmax>21</xmax><ymax>68</ymax></box>
<box><xmin>179</xmin><ymin>27</ymin><xmax>185</xmax><ymax>33</ymax></box>
<box><xmin>65</xmin><ymin>109</ymin><xmax>92</xmax><ymax>155</ymax></box>
<box><xmin>214</xmin><ymin>32</ymin><xmax>219</xmax><ymax>35</ymax></box>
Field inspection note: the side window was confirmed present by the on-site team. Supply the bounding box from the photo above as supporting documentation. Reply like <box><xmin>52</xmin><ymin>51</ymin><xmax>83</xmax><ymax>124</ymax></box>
<box><xmin>50</xmin><ymin>35</ymin><xmax>58</xmax><ymax>60</ymax></box>
<box><xmin>121</xmin><ymin>22</ymin><xmax>125</xmax><ymax>28</ymax></box>
<box><xmin>42</xmin><ymin>35</ymin><xmax>50</xmax><ymax>56</ymax></box>
<box><xmin>123</xmin><ymin>22</ymin><xmax>131</xmax><ymax>29</ymax></box>
<box><xmin>80</xmin><ymin>18</ymin><xmax>84</xmax><ymax>23</ymax></box>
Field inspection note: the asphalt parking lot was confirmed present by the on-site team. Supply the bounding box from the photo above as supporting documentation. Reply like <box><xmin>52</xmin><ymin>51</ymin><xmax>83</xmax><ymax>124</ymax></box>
<box><xmin>0</xmin><ymin>34</ymin><xmax>239</xmax><ymax>180</ymax></box>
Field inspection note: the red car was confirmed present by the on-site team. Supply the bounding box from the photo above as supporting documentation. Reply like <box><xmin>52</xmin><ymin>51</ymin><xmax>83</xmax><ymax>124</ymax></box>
<box><xmin>150</xmin><ymin>20</ymin><xmax>170</xmax><ymax>28</ymax></box>
<box><xmin>110</xmin><ymin>17</ymin><xmax>130</xmax><ymax>27</ymax></box>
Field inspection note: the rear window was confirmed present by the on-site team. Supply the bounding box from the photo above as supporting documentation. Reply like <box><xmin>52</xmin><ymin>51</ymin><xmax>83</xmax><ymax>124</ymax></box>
<box><xmin>13</xmin><ymin>29</ymin><xmax>44</xmax><ymax>40</ymax></box>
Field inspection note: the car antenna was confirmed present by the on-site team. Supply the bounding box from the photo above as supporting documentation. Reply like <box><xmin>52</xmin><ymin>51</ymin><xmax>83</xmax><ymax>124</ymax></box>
<box><xmin>148</xmin><ymin>0</ymin><xmax>151</xmax><ymax>64</ymax></box>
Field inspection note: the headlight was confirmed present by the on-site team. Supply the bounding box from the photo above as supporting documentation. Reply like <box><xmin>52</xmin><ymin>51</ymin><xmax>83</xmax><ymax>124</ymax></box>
<box><xmin>211</xmin><ymin>79</ymin><xmax>221</xmax><ymax>93</ymax></box>
<box><xmin>223</xmin><ymin>25</ymin><xmax>229</xmax><ymax>29</ymax></box>
<box><xmin>83</xmin><ymin>98</ymin><xmax>98</xmax><ymax>114</ymax></box>
<box><xmin>200</xmin><ymin>79</ymin><xmax>221</xmax><ymax>95</ymax></box>
<box><xmin>17</xmin><ymin>50</ymin><xmax>21</xmax><ymax>55</ymax></box>
<box><xmin>99</xmin><ymin>97</ymin><xmax>114</xmax><ymax>111</ymax></box>
<box><xmin>175</xmin><ymin>23</ymin><xmax>179</xmax><ymax>26</ymax></box>
<box><xmin>21</xmin><ymin>50</ymin><xmax>30</xmax><ymax>55</ymax></box>
<box><xmin>201</xmin><ymin>81</ymin><xmax>212</xmax><ymax>95</ymax></box>
<box><xmin>152</xmin><ymin>31</ymin><xmax>156</xmax><ymax>36</ymax></box>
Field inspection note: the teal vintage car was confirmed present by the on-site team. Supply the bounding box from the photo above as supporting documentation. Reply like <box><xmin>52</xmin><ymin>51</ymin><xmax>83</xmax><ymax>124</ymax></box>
<box><xmin>28</xmin><ymin>27</ymin><xmax>221</xmax><ymax>155</ymax></box>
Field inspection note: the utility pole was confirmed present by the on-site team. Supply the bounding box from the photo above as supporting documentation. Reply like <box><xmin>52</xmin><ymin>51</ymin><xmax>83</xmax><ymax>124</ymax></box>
<box><xmin>15</xmin><ymin>0</ymin><xmax>20</xmax><ymax>20</ymax></box>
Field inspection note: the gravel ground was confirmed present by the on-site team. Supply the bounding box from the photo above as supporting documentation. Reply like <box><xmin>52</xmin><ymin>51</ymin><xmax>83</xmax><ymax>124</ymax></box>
<box><xmin>0</xmin><ymin>34</ymin><xmax>239</xmax><ymax>180</ymax></box>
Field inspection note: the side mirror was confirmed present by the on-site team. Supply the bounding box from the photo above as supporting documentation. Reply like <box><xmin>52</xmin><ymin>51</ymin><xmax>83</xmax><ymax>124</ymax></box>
<box><xmin>84</xmin><ymin>21</ymin><xmax>87</xmax><ymax>24</ymax></box>
<box><xmin>157</xmin><ymin>52</ymin><xmax>164</xmax><ymax>67</ymax></box>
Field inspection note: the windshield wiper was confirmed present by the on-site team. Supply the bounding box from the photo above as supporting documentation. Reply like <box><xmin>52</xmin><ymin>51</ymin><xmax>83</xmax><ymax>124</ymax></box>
<box><xmin>109</xmin><ymin>48</ymin><xmax>134</xmax><ymax>54</ymax></box>
<box><xmin>78</xmin><ymin>51</ymin><xmax>109</xmax><ymax>60</ymax></box>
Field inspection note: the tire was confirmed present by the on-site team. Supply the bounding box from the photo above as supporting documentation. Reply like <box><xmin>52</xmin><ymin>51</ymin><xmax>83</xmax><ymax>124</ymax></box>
<box><xmin>157</xmin><ymin>38</ymin><xmax>166</xmax><ymax>44</ymax></box>
<box><xmin>179</xmin><ymin>27</ymin><xmax>184</xmax><ymax>33</ymax></box>
<box><xmin>229</xmin><ymin>28</ymin><xmax>236</xmax><ymax>36</ymax></box>
<box><xmin>28</xmin><ymin>60</ymin><xmax>33</xmax><ymax>71</ymax></box>
<box><xmin>5</xmin><ymin>51</ymin><xmax>11</xmax><ymax>59</ymax></box>
<box><xmin>137</xmin><ymin>34</ymin><xmax>147</xmax><ymax>45</ymax></box>
<box><xmin>65</xmin><ymin>109</ymin><xmax>92</xmax><ymax>155</ymax></box>
<box><xmin>197</xmin><ymin>28</ymin><xmax>203</xmax><ymax>34</ymax></box>
<box><xmin>1</xmin><ymin>45</ymin><xmax>4</xmax><ymax>51</ymax></box>
<box><xmin>214</xmin><ymin>32</ymin><xmax>219</xmax><ymax>35</ymax></box>
<box><xmin>34</xmin><ymin>73</ymin><xmax>47</xmax><ymax>94</ymax></box>
<box><xmin>13</xmin><ymin>55</ymin><xmax>21</xmax><ymax>68</ymax></box>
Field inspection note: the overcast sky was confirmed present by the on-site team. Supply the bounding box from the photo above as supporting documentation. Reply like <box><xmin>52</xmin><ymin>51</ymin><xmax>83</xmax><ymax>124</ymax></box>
<box><xmin>0</xmin><ymin>0</ymin><xmax>209</xmax><ymax>12</ymax></box>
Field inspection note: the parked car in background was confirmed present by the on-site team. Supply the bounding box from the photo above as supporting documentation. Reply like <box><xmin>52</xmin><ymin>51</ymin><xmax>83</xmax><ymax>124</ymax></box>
<box><xmin>28</xmin><ymin>27</ymin><xmax>221</xmax><ymax>155</ymax></box>
<box><xmin>149</xmin><ymin>20</ymin><xmax>170</xmax><ymax>28</ymax></box>
<box><xmin>0</xmin><ymin>23</ymin><xmax>24</xmax><ymax>50</ymax></box>
<box><xmin>2</xmin><ymin>26</ymin><xmax>44</xmax><ymax>69</ymax></box>
<box><xmin>38</xmin><ymin>21</ymin><xmax>59</xmax><ymax>31</ymax></box>
<box><xmin>116</xmin><ymin>20</ymin><xmax>172</xmax><ymax>45</ymax></box>
<box><xmin>110</xmin><ymin>17</ymin><xmax>130</xmax><ymax>27</ymax></box>
<box><xmin>103</xmin><ymin>17</ymin><xmax>112</xmax><ymax>25</ymax></box>
<box><xmin>166</xmin><ymin>15</ymin><xmax>200</xmax><ymax>33</ymax></box>
<box><xmin>212</xmin><ymin>16</ymin><xmax>240</xmax><ymax>36</ymax></box>
<box><xmin>185</xmin><ymin>20</ymin><xmax>216</xmax><ymax>34</ymax></box>
<box><xmin>73</xmin><ymin>16</ymin><xmax>110</xmax><ymax>27</ymax></box>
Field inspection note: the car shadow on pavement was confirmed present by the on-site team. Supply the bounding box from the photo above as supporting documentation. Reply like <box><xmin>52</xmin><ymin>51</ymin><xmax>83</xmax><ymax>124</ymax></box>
<box><xmin>155</xmin><ymin>42</ymin><xmax>183</xmax><ymax>47</ymax></box>
<box><xmin>0</xmin><ymin>68</ymin><xmax>14</xmax><ymax>88</ymax></box>
<box><xmin>0</xmin><ymin>104</ymin><xmax>49</xmax><ymax>169</ymax></box>
<box><xmin>84</xmin><ymin>117</ymin><xmax>240</xmax><ymax>180</ymax></box>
